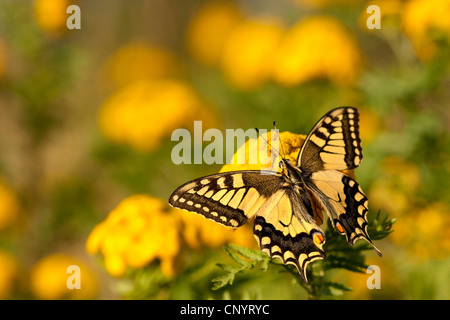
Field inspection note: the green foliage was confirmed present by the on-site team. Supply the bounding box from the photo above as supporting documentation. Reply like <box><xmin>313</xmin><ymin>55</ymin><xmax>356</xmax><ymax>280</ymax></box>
<box><xmin>212</xmin><ymin>212</ymin><xmax>394</xmax><ymax>299</ymax></box>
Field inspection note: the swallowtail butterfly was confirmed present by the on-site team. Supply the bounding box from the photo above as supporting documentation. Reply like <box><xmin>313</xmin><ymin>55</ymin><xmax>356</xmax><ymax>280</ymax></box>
<box><xmin>169</xmin><ymin>107</ymin><xmax>381</xmax><ymax>282</ymax></box>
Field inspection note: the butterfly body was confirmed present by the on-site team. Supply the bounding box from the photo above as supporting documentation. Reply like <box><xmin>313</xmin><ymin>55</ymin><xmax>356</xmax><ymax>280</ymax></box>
<box><xmin>169</xmin><ymin>107</ymin><xmax>380</xmax><ymax>282</ymax></box>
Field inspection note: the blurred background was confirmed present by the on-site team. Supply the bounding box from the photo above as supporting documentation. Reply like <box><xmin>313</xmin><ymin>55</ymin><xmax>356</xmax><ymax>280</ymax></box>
<box><xmin>0</xmin><ymin>0</ymin><xmax>449</xmax><ymax>299</ymax></box>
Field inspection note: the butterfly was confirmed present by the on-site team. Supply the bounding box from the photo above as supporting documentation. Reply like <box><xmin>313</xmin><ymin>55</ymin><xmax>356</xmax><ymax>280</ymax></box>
<box><xmin>169</xmin><ymin>107</ymin><xmax>381</xmax><ymax>282</ymax></box>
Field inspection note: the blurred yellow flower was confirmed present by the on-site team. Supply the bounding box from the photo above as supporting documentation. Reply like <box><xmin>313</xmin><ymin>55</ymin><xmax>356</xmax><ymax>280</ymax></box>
<box><xmin>295</xmin><ymin>0</ymin><xmax>363</xmax><ymax>9</ymax></box>
<box><xmin>0</xmin><ymin>250</ymin><xmax>18</xmax><ymax>299</ymax></box>
<box><xmin>0</xmin><ymin>179</ymin><xmax>20</xmax><ymax>230</ymax></box>
<box><xmin>98</xmin><ymin>80</ymin><xmax>214</xmax><ymax>152</ymax></box>
<box><xmin>99</xmin><ymin>42</ymin><xmax>179</xmax><ymax>90</ymax></box>
<box><xmin>186</xmin><ymin>0</ymin><xmax>243</xmax><ymax>66</ymax></box>
<box><xmin>178</xmin><ymin>209</ymin><xmax>255</xmax><ymax>250</ymax></box>
<box><xmin>87</xmin><ymin>194</ymin><xmax>254</xmax><ymax>278</ymax></box>
<box><xmin>30</xmin><ymin>253</ymin><xmax>98</xmax><ymax>300</ymax></box>
<box><xmin>221</xmin><ymin>18</ymin><xmax>284</xmax><ymax>90</ymax></box>
<box><xmin>343</xmin><ymin>257</ymin><xmax>400</xmax><ymax>299</ymax></box>
<box><xmin>390</xmin><ymin>203</ymin><xmax>450</xmax><ymax>260</ymax></box>
<box><xmin>34</xmin><ymin>0</ymin><xmax>69</xmax><ymax>36</ymax></box>
<box><xmin>87</xmin><ymin>195</ymin><xmax>180</xmax><ymax>278</ymax></box>
<box><xmin>272</xmin><ymin>16</ymin><xmax>362</xmax><ymax>87</ymax></box>
<box><xmin>358</xmin><ymin>0</ymin><xmax>403</xmax><ymax>31</ymax></box>
<box><xmin>369</xmin><ymin>156</ymin><xmax>421</xmax><ymax>215</ymax></box>
<box><xmin>403</xmin><ymin>0</ymin><xmax>450</xmax><ymax>60</ymax></box>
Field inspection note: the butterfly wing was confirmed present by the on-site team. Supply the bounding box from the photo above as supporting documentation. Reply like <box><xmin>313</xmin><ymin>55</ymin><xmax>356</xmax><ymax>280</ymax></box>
<box><xmin>169</xmin><ymin>170</ymin><xmax>284</xmax><ymax>228</ymax></box>
<box><xmin>253</xmin><ymin>187</ymin><xmax>325</xmax><ymax>282</ymax></box>
<box><xmin>169</xmin><ymin>170</ymin><xmax>326</xmax><ymax>281</ymax></box>
<box><xmin>297</xmin><ymin>107</ymin><xmax>363</xmax><ymax>172</ymax></box>
<box><xmin>307</xmin><ymin>170</ymin><xmax>381</xmax><ymax>256</ymax></box>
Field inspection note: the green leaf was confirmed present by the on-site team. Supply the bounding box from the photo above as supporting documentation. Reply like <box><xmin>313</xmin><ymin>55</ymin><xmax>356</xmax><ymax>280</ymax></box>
<box><xmin>211</xmin><ymin>264</ymin><xmax>245</xmax><ymax>290</ymax></box>
<box><xmin>226</xmin><ymin>244</ymin><xmax>268</xmax><ymax>262</ymax></box>
<box><xmin>324</xmin><ymin>255</ymin><xmax>368</xmax><ymax>273</ymax></box>
<box><xmin>320</xmin><ymin>281</ymin><xmax>352</xmax><ymax>297</ymax></box>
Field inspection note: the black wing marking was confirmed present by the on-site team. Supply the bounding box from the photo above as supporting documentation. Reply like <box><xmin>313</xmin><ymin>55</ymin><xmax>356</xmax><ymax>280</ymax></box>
<box><xmin>297</xmin><ymin>107</ymin><xmax>363</xmax><ymax>172</ymax></box>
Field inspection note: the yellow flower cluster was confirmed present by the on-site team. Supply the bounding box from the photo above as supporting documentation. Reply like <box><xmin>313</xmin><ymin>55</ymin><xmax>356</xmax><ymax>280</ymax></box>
<box><xmin>86</xmin><ymin>194</ymin><xmax>254</xmax><ymax>278</ymax></box>
<box><xmin>30</xmin><ymin>253</ymin><xmax>98</xmax><ymax>299</ymax></box>
<box><xmin>0</xmin><ymin>179</ymin><xmax>20</xmax><ymax>231</ymax></box>
<box><xmin>98</xmin><ymin>79</ymin><xmax>214</xmax><ymax>152</ymax></box>
<box><xmin>0</xmin><ymin>250</ymin><xmax>18</xmax><ymax>299</ymax></box>
<box><xmin>186</xmin><ymin>0</ymin><xmax>243</xmax><ymax>66</ymax></box>
<box><xmin>98</xmin><ymin>41</ymin><xmax>215</xmax><ymax>152</ymax></box>
<box><xmin>187</xmin><ymin>1</ymin><xmax>362</xmax><ymax>90</ymax></box>
<box><xmin>99</xmin><ymin>42</ymin><xmax>179</xmax><ymax>91</ymax></box>
<box><xmin>221</xmin><ymin>19</ymin><xmax>284</xmax><ymax>90</ymax></box>
<box><xmin>403</xmin><ymin>0</ymin><xmax>450</xmax><ymax>60</ymax></box>
<box><xmin>295</xmin><ymin>0</ymin><xmax>363</xmax><ymax>9</ymax></box>
<box><xmin>272</xmin><ymin>16</ymin><xmax>361</xmax><ymax>87</ymax></box>
<box><xmin>220</xmin><ymin>131</ymin><xmax>306</xmax><ymax>173</ymax></box>
<box><xmin>34</xmin><ymin>0</ymin><xmax>69</xmax><ymax>37</ymax></box>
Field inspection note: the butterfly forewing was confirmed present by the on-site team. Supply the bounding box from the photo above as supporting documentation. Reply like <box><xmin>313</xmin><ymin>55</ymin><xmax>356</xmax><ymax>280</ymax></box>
<box><xmin>169</xmin><ymin>170</ymin><xmax>284</xmax><ymax>228</ymax></box>
<box><xmin>298</xmin><ymin>107</ymin><xmax>363</xmax><ymax>172</ymax></box>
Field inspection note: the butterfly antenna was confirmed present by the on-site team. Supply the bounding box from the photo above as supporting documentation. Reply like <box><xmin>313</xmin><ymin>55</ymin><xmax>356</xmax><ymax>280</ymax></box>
<box><xmin>273</xmin><ymin>121</ymin><xmax>286</xmax><ymax>159</ymax></box>
<box><xmin>254</xmin><ymin>127</ymin><xmax>281</xmax><ymax>159</ymax></box>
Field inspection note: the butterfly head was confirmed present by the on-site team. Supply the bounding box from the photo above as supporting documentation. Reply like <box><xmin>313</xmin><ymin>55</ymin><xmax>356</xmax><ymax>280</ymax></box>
<box><xmin>279</xmin><ymin>158</ymin><xmax>303</xmax><ymax>184</ymax></box>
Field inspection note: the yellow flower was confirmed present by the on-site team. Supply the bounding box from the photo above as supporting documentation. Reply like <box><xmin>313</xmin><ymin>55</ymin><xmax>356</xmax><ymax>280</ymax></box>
<box><xmin>402</xmin><ymin>0</ymin><xmax>450</xmax><ymax>60</ymax></box>
<box><xmin>390</xmin><ymin>203</ymin><xmax>450</xmax><ymax>260</ymax></box>
<box><xmin>177</xmin><ymin>209</ymin><xmax>255</xmax><ymax>250</ymax></box>
<box><xmin>342</xmin><ymin>257</ymin><xmax>400</xmax><ymax>299</ymax></box>
<box><xmin>272</xmin><ymin>16</ymin><xmax>362</xmax><ymax>86</ymax></box>
<box><xmin>30</xmin><ymin>253</ymin><xmax>98</xmax><ymax>300</ymax></box>
<box><xmin>369</xmin><ymin>156</ymin><xmax>421</xmax><ymax>215</ymax></box>
<box><xmin>99</xmin><ymin>42</ymin><xmax>179</xmax><ymax>91</ymax></box>
<box><xmin>220</xmin><ymin>131</ymin><xmax>305</xmax><ymax>173</ymax></box>
<box><xmin>98</xmin><ymin>80</ymin><xmax>214</xmax><ymax>152</ymax></box>
<box><xmin>358</xmin><ymin>0</ymin><xmax>403</xmax><ymax>32</ymax></box>
<box><xmin>186</xmin><ymin>1</ymin><xmax>243</xmax><ymax>66</ymax></box>
<box><xmin>221</xmin><ymin>18</ymin><xmax>284</xmax><ymax>90</ymax></box>
<box><xmin>34</xmin><ymin>0</ymin><xmax>69</xmax><ymax>36</ymax></box>
<box><xmin>0</xmin><ymin>250</ymin><xmax>18</xmax><ymax>299</ymax></box>
<box><xmin>0</xmin><ymin>179</ymin><xmax>20</xmax><ymax>230</ymax></box>
<box><xmin>87</xmin><ymin>194</ymin><xmax>257</xmax><ymax>278</ymax></box>
<box><xmin>87</xmin><ymin>195</ymin><xmax>181</xmax><ymax>278</ymax></box>
<box><xmin>294</xmin><ymin>0</ymin><xmax>363</xmax><ymax>9</ymax></box>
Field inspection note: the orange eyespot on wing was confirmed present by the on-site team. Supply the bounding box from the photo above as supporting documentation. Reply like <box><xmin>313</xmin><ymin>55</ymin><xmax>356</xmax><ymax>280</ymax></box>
<box><xmin>335</xmin><ymin>221</ymin><xmax>345</xmax><ymax>234</ymax></box>
<box><xmin>313</xmin><ymin>232</ymin><xmax>325</xmax><ymax>245</ymax></box>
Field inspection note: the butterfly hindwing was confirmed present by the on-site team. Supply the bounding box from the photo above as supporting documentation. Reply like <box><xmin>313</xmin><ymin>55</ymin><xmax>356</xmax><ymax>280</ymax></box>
<box><xmin>298</xmin><ymin>107</ymin><xmax>363</xmax><ymax>172</ymax></box>
<box><xmin>253</xmin><ymin>188</ymin><xmax>325</xmax><ymax>282</ymax></box>
<box><xmin>307</xmin><ymin>170</ymin><xmax>381</xmax><ymax>256</ymax></box>
<box><xmin>169</xmin><ymin>170</ymin><xmax>284</xmax><ymax>228</ymax></box>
